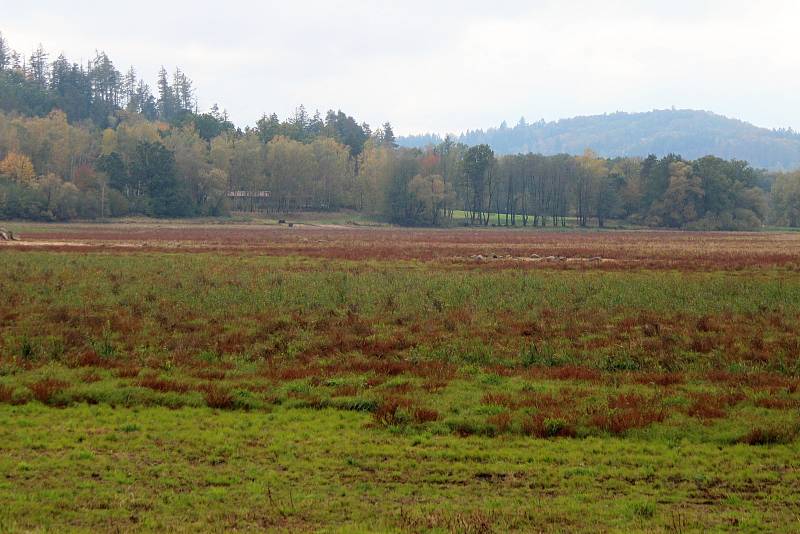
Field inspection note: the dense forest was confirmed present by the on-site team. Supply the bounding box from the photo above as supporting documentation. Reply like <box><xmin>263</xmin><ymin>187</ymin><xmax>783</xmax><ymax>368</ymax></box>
<box><xmin>400</xmin><ymin>110</ymin><xmax>800</xmax><ymax>172</ymax></box>
<box><xmin>1</xmin><ymin>34</ymin><xmax>800</xmax><ymax>230</ymax></box>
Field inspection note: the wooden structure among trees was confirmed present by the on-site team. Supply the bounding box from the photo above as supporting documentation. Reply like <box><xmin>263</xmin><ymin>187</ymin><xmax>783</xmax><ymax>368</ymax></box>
<box><xmin>227</xmin><ymin>190</ymin><xmax>272</xmax><ymax>212</ymax></box>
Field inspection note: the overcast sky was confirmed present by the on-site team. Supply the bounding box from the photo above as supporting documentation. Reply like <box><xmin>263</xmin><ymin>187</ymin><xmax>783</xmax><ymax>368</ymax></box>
<box><xmin>3</xmin><ymin>0</ymin><xmax>799</xmax><ymax>135</ymax></box>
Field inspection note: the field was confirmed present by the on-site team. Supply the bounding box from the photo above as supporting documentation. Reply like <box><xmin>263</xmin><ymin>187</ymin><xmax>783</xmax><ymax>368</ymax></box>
<box><xmin>1</xmin><ymin>222</ymin><xmax>800</xmax><ymax>532</ymax></box>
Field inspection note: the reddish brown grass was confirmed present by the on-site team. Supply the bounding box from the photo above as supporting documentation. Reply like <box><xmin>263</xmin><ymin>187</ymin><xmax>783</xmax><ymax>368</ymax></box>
<box><xmin>115</xmin><ymin>366</ymin><xmax>141</xmax><ymax>379</ymax></box>
<box><xmin>373</xmin><ymin>396</ymin><xmax>413</xmax><ymax>426</ymax></box>
<box><xmin>192</xmin><ymin>368</ymin><xmax>227</xmax><ymax>380</ymax></box>
<box><xmin>29</xmin><ymin>378</ymin><xmax>69</xmax><ymax>404</ymax></box>
<box><xmin>543</xmin><ymin>366</ymin><xmax>601</xmax><ymax>382</ymax></box>
<box><xmin>383</xmin><ymin>382</ymin><xmax>414</xmax><ymax>394</ymax></box>
<box><xmin>199</xmin><ymin>384</ymin><xmax>235</xmax><ymax>409</ymax></box>
<box><xmin>331</xmin><ymin>384</ymin><xmax>360</xmax><ymax>397</ymax></box>
<box><xmin>412</xmin><ymin>407</ymin><xmax>439</xmax><ymax>424</ymax></box>
<box><xmin>81</xmin><ymin>370</ymin><xmax>102</xmax><ymax>383</ymax></box>
<box><xmin>738</xmin><ymin>426</ymin><xmax>796</xmax><ymax>445</ymax></box>
<box><xmin>588</xmin><ymin>393</ymin><xmax>666</xmax><ymax>434</ymax></box>
<box><xmin>137</xmin><ymin>373</ymin><xmax>190</xmax><ymax>394</ymax></box>
<box><xmin>522</xmin><ymin>413</ymin><xmax>577</xmax><ymax>438</ymax></box>
<box><xmin>686</xmin><ymin>391</ymin><xmax>745</xmax><ymax>420</ymax></box>
<box><xmin>487</xmin><ymin>411</ymin><xmax>513</xmax><ymax>433</ymax></box>
<box><xmin>754</xmin><ymin>397</ymin><xmax>799</xmax><ymax>410</ymax></box>
<box><xmin>0</xmin><ymin>384</ymin><xmax>15</xmax><ymax>404</ymax></box>
<box><xmin>482</xmin><ymin>393</ymin><xmax>516</xmax><ymax>409</ymax></box>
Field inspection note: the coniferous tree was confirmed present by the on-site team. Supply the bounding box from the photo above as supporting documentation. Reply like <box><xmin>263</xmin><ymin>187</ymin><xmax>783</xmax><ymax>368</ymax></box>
<box><xmin>381</xmin><ymin>122</ymin><xmax>397</xmax><ymax>149</ymax></box>
<box><xmin>28</xmin><ymin>45</ymin><xmax>49</xmax><ymax>87</ymax></box>
<box><xmin>0</xmin><ymin>32</ymin><xmax>8</xmax><ymax>71</ymax></box>
<box><xmin>156</xmin><ymin>66</ymin><xmax>175</xmax><ymax>122</ymax></box>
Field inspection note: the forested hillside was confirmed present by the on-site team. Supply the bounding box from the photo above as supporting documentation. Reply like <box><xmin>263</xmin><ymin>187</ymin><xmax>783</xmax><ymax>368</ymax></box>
<box><xmin>2</xmin><ymin>33</ymin><xmax>800</xmax><ymax>230</ymax></box>
<box><xmin>400</xmin><ymin>110</ymin><xmax>800</xmax><ymax>171</ymax></box>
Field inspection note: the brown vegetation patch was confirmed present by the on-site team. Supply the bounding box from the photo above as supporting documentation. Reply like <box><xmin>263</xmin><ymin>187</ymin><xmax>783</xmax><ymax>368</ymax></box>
<box><xmin>686</xmin><ymin>391</ymin><xmax>745</xmax><ymax>420</ymax></box>
<box><xmin>199</xmin><ymin>384</ymin><xmax>236</xmax><ymax>409</ymax></box>
<box><xmin>487</xmin><ymin>411</ymin><xmax>513</xmax><ymax>433</ymax></box>
<box><xmin>588</xmin><ymin>393</ymin><xmax>666</xmax><ymax>434</ymax></box>
<box><xmin>115</xmin><ymin>366</ymin><xmax>142</xmax><ymax>379</ymax></box>
<box><xmin>522</xmin><ymin>413</ymin><xmax>577</xmax><ymax>438</ymax></box>
<box><xmin>28</xmin><ymin>378</ymin><xmax>69</xmax><ymax>404</ymax></box>
<box><xmin>137</xmin><ymin>373</ymin><xmax>190</xmax><ymax>394</ymax></box>
<box><xmin>81</xmin><ymin>370</ymin><xmax>102</xmax><ymax>383</ymax></box>
<box><xmin>373</xmin><ymin>396</ymin><xmax>413</xmax><ymax>426</ymax></box>
<box><xmin>331</xmin><ymin>384</ymin><xmax>360</xmax><ymax>397</ymax></box>
<box><xmin>0</xmin><ymin>384</ymin><xmax>16</xmax><ymax>404</ymax></box>
<box><xmin>192</xmin><ymin>368</ymin><xmax>227</xmax><ymax>381</ymax></box>
<box><xmin>753</xmin><ymin>396</ymin><xmax>799</xmax><ymax>410</ymax></box>
<box><xmin>412</xmin><ymin>407</ymin><xmax>439</xmax><ymax>424</ymax></box>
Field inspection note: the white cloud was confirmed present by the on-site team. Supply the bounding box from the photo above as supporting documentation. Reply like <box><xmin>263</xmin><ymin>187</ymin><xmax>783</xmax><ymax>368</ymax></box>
<box><xmin>3</xmin><ymin>0</ymin><xmax>799</xmax><ymax>135</ymax></box>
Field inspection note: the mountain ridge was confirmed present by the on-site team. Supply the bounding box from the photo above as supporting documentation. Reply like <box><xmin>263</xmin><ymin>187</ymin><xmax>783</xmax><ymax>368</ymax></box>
<box><xmin>398</xmin><ymin>109</ymin><xmax>800</xmax><ymax>171</ymax></box>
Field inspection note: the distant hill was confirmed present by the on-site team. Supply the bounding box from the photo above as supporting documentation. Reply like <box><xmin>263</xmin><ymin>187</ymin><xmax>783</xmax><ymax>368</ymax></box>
<box><xmin>399</xmin><ymin>110</ymin><xmax>800</xmax><ymax>171</ymax></box>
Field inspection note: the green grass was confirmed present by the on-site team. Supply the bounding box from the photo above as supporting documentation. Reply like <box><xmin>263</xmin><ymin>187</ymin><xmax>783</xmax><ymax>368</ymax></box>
<box><xmin>2</xmin><ymin>403</ymin><xmax>799</xmax><ymax>533</ymax></box>
<box><xmin>1</xmin><ymin>250</ymin><xmax>800</xmax><ymax>531</ymax></box>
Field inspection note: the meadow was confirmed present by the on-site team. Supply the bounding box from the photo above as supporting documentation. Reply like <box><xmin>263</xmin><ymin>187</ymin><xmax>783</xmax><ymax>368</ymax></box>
<box><xmin>1</xmin><ymin>223</ymin><xmax>800</xmax><ymax>532</ymax></box>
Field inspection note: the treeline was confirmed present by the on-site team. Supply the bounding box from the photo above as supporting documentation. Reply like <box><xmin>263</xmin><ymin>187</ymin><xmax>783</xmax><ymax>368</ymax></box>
<box><xmin>353</xmin><ymin>142</ymin><xmax>775</xmax><ymax>230</ymax></box>
<box><xmin>1</xmin><ymin>34</ymin><xmax>799</xmax><ymax>229</ymax></box>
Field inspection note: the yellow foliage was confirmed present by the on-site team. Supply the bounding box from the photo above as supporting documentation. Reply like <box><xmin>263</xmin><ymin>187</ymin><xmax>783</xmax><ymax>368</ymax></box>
<box><xmin>101</xmin><ymin>129</ymin><xmax>118</xmax><ymax>155</ymax></box>
<box><xmin>0</xmin><ymin>152</ymin><xmax>37</xmax><ymax>182</ymax></box>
